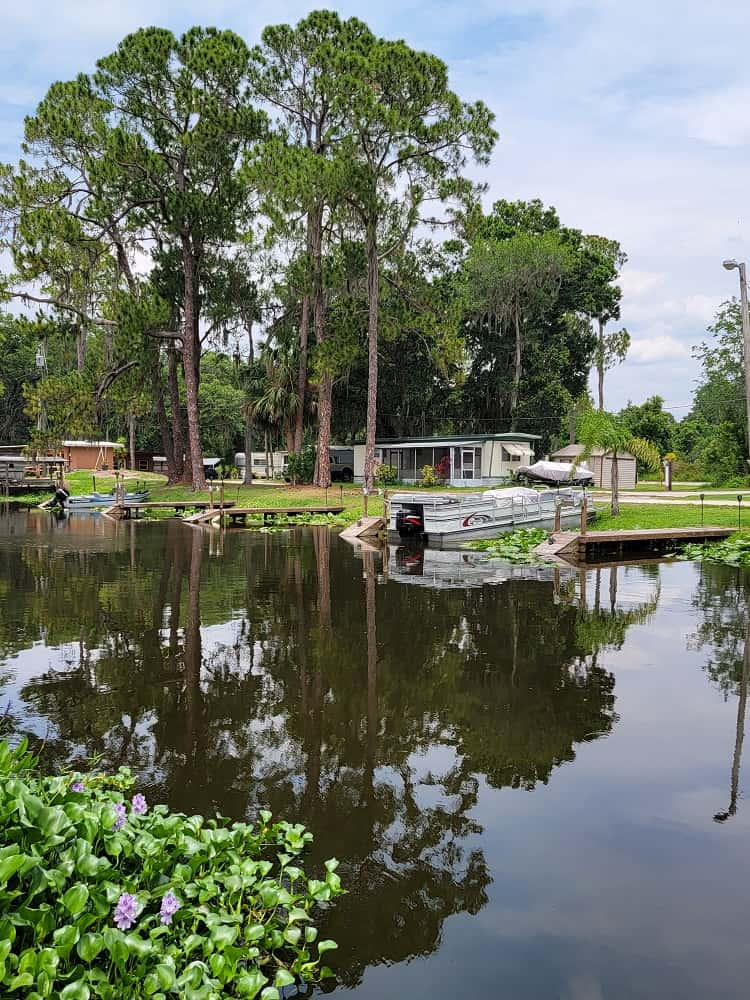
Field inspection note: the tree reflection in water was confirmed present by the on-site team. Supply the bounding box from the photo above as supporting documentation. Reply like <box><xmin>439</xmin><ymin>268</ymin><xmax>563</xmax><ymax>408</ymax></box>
<box><xmin>0</xmin><ymin>517</ymin><xmax>658</xmax><ymax>984</ymax></box>
<box><xmin>688</xmin><ymin>563</ymin><xmax>750</xmax><ymax>822</ymax></box>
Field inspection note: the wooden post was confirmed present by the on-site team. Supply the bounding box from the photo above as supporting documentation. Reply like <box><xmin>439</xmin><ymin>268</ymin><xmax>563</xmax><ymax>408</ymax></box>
<box><xmin>220</xmin><ymin>480</ymin><xmax>225</xmax><ymax>509</ymax></box>
<box><xmin>580</xmin><ymin>494</ymin><xmax>588</xmax><ymax>536</ymax></box>
<box><xmin>554</xmin><ymin>502</ymin><xmax>562</xmax><ymax>534</ymax></box>
<box><xmin>363</xmin><ymin>489</ymin><xmax>369</xmax><ymax>517</ymax></box>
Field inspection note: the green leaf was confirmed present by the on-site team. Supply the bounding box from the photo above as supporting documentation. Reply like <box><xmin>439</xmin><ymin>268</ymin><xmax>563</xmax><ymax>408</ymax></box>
<box><xmin>155</xmin><ymin>964</ymin><xmax>176</xmax><ymax>990</ymax></box>
<box><xmin>237</xmin><ymin>969</ymin><xmax>267</xmax><ymax>998</ymax></box>
<box><xmin>0</xmin><ymin>854</ymin><xmax>27</xmax><ymax>885</ymax></box>
<box><xmin>60</xmin><ymin>982</ymin><xmax>91</xmax><ymax>1000</ymax></box>
<box><xmin>245</xmin><ymin>923</ymin><xmax>265</xmax><ymax>942</ymax></box>
<box><xmin>274</xmin><ymin>969</ymin><xmax>295</xmax><ymax>988</ymax></box>
<box><xmin>62</xmin><ymin>883</ymin><xmax>89</xmax><ymax>915</ymax></box>
<box><xmin>317</xmin><ymin>939</ymin><xmax>338</xmax><ymax>955</ymax></box>
<box><xmin>53</xmin><ymin>924</ymin><xmax>79</xmax><ymax>958</ymax></box>
<box><xmin>210</xmin><ymin>923</ymin><xmax>238</xmax><ymax>950</ymax></box>
<box><xmin>260</xmin><ymin>989</ymin><xmax>280</xmax><ymax>1000</ymax></box>
<box><xmin>77</xmin><ymin>932</ymin><xmax>105</xmax><ymax>963</ymax></box>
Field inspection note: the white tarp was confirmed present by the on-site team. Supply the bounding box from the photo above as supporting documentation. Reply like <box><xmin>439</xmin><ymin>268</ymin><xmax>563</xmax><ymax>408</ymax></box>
<box><xmin>517</xmin><ymin>460</ymin><xmax>593</xmax><ymax>484</ymax></box>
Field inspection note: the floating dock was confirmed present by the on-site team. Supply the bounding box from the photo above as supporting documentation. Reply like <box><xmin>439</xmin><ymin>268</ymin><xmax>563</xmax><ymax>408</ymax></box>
<box><xmin>536</xmin><ymin>526</ymin><xmax>735</xmax><ymax>564</ymax></box>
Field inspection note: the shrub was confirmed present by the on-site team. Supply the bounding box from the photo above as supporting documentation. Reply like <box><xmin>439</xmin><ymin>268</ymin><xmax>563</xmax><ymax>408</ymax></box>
<box><xmin>287</xmin><ymin>446</ymin><xmax>316</xmax><ymax>484</ymax></box>
<box><xmin>0</xmin><ymin>739</ymin><xmax>343</xmax><ymax>999</ymax></box>
<box><xmin>419</xmin><ymin>464</ymin><xmax>437</xmax><ymax>487</ymax></box>
<box><xmin>374</xmin><ymin>464</ymin><xmax>397</xmax><ymax>487</ymax></box>
<box><xmin>434</xmin><ymin>456</ymin><xmax>451</xmax><ymax>482</ymax></box>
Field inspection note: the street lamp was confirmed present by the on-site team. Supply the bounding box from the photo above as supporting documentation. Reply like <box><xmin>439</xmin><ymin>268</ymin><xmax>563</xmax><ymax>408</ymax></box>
<box><xmin>723</xmin><ymin>259</ymin><xmax>750</xmax><ymax>468</ymax></box>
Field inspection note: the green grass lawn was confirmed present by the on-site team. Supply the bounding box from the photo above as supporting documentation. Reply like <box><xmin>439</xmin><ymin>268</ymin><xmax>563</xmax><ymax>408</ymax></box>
<box><xmin>61</xmin><ymin>471</ymin><xmax>384</xmax><ymax>521</ymax></box>
<box><xmin>592</xmin><ymin>503</ymin><xmax>746</xmax><ymax>531</ymax></box>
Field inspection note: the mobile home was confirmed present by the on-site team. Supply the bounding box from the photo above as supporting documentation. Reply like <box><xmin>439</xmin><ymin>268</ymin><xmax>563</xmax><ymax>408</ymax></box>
<box><xmin>352</xmin><ymin>433</ymin><xmax>540</xmax><ymax>486</ymax></box>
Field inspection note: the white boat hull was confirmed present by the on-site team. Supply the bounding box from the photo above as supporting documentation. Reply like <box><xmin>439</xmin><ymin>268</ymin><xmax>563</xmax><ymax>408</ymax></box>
<box><xmin>387</xmin><ymin>487</ymin><xmax>593</xmax><ymax>546</ymax></box>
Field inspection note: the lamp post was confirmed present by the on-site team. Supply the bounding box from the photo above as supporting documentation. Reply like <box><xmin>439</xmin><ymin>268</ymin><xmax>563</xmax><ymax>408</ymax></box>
<box><xmin>723</xmin><ymin>260</ymin><xmax>750</xmax><ymax>465</ymax></box>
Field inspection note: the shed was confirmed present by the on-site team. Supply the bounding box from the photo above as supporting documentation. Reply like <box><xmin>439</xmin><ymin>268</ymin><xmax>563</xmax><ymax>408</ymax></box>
<box><xmin>549</xmin><ymin>444</ymin><xmax>637</xmax><ymax>489</ymax></box>
<box><xmin>62</xmin><ymin>440</ymin><xmax>125</xmax><ymax>472</ymax></box>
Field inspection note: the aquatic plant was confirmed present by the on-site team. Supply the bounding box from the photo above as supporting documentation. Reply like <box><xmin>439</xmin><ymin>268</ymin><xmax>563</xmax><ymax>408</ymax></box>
<box><xmin>678</xmin><ymin>531</ymin><xmax>750</xmax><ymax>567</ymax></box>
<box><xmin>467</xmin><ymin>527</ymin><xmax>550</xmax><ymax>565</ymax></box>
<box><xmin>0</xmin><ymin>739</ymin><xmax>343</xmax><ymax>999</ymax></box>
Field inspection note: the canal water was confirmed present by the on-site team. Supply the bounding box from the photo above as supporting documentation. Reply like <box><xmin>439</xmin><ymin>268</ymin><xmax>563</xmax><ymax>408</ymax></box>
<box><xmin>1</xmin><ymin>511</ymin><xmax>750</xmax><ymax>998</ymax></box>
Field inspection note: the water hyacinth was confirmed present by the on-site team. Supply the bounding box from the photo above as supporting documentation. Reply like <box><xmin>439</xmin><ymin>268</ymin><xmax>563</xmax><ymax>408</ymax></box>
<box><xmin>1</xmin><ymin>737</ymin><xmax>343</xmax><ymax>998</ymax></box>
<box><xmin>159</xmin><ymin>890</ymin><xmax>180</xmax><ymax>925</ymax></box>
<box><xmin>113</xmin><ymin>892</ymin><xmax>138</xmax><ymax>931</ymax></box>
<box><xmin>112</xmin><ymin>802</ymin><xmax>127</xmax><ymax>830</ymax></box>
<box><xmin>70</xmin><ymin>779</ymin><xmax>85</xmax><ymax>793</ymax></box>
<box><xmin>131</xmin><ymin>792</ymin><xmax>147</xmax><ymax>815</ymax></box>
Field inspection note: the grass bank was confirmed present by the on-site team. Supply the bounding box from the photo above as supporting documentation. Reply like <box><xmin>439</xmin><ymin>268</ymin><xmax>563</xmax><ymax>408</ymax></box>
<box><xmin>62</xmin><ymin>471</ymin><xmax>384</xmax><ymax>522</ymax></box>
<box><xmin>592</xmin><ymin>504</ymin><xmax>745</xmax><ymax>531</ymax></box>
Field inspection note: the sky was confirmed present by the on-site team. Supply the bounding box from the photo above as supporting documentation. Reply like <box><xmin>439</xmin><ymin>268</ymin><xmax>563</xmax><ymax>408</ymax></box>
<box><xmin>1</xmin><ymin>0</ymin><xmax>749</xmax><ymax>413</ymax></box>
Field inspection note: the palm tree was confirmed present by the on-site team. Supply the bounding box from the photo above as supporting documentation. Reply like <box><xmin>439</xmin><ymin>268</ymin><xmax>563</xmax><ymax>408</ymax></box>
<box><xmin>577</xmin><ymin>408</ymin><xmax>661</xmax><ymax>516</ymax></box>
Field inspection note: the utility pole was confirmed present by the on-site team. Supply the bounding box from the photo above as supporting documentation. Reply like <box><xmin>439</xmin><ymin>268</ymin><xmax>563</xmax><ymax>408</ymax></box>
<box><xmin>723</xmin><ymin>260</ymin><xmax>750</xmax><ymax>465</ymax></box>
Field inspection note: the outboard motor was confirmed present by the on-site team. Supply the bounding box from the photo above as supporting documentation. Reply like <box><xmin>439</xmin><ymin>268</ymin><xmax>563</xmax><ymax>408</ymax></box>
<box><xmin>396</xmin><ymin>504</ymin><xmax>424</xmax><ymax>539</ymax></box>
<box><xmin>51</xmin><ymin>486</ymin><xmax>70</xmax><ymax>508</ymax></box>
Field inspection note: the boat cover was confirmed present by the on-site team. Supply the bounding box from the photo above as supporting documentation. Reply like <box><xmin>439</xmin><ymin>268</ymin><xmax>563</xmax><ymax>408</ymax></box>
<box><xmin>517</xmin><ymin>460</ymin><xmax>593</xmax><ymax>485</ymax></box>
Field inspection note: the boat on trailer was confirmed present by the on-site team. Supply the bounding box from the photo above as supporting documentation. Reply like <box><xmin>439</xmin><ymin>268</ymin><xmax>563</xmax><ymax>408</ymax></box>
<box><xmin>388</xmin><ymin>486</ymin><xmax>593</xmax><ymax>544</ymax></box>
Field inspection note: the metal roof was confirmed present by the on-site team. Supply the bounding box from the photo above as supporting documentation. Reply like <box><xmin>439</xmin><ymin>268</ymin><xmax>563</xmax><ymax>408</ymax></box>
<box><xmin>0</xmin><ymin>455</ymin><xmax>64</xmax><ymax>464</ymax></box>
<box><xmin>62</xmin><ymin>440</ymin><xmax>125</xmax><ymax>449</ymax></box>
<box><xmin>373</xmin><ymin>433</ymin><xmax>541</xmax><ymax>446</ymax></box>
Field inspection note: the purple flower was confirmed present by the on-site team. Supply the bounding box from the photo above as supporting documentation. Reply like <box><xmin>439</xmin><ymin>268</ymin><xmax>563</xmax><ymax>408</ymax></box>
<box><xmin>159</xmin><ymin>891</ymin><xmax>180</xmax><ymax>926</ymax></box>
<box><xmin>112</xmin><ymin>803</ymin><xmax>127</xmax><ymax>831</ymax></box>
<box><xmin>131</xmin><ymin>793</ymin><xmax>147</xmax><ymax>816</ymax></box>
<box><xmin>113</xmin><ymin>892</ymin><xmax>138</xmax><ymax>931</ymax></box>
<box><xmin>70</xmin><ymin>780</ymin><xmax>85</xmax><ymax>793</ymax></box>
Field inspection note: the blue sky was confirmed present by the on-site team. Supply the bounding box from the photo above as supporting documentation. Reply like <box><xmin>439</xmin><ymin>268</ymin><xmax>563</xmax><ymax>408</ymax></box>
<box><xmin>2</xmin><ymin>0</ymin><xmax>749</xmax><ymax>412</ymax></box>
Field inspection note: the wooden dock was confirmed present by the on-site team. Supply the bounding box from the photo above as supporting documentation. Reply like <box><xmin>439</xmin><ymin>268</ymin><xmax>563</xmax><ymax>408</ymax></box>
<box><xmin>536</xmin><ymin>526</ymin><xmax>735</xmax><ymax>564</ymax></box>
<box><xmin>104</xmin><ymin>501</ymin><xmax>235</xmax><ymax>520</ymax></box>
<box><xmin>184</xmin><ymin>505</ymin><xmax>345</xmax><ymax>526</ymax></box>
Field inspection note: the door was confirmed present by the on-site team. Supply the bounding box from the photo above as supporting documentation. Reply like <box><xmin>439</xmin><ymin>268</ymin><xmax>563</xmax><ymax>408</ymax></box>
<box><xmin>461</xmin><ymin>448</ymin><xmax>476</xmax><ymax>479</ymax></box>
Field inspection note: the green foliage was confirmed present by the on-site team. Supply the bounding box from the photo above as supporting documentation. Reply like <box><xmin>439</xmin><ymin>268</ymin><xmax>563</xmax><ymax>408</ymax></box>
<box><xmin>419</xmin><ymin>465</ymin><xmax>437</xmax><ymax>487</ymax></box>
<box><xmin>697</xmin><ymin>422</ymin><xmax>745</xmax><ymax>486</ymax></box>
<box><xmin>467</xmin><ymin>527</ymin><xmax>549</xmax><ymax>565</ymax></box>
<box><xmin>0</xmin><ymin>739</ymin><xmax>343</xmax><ymax>999</ymax></box>
<box><xmin>374</xmin><ymin>464</ymin><xmax>398</xmax><ymax>487</ymax></box>
<box><xmin>619</xmin><ymin>396</ymin><xmax>676</xmax><ymax>457</ymax></box>
<box><xmin>287</xmin><ymin>446</ymin><xmax>316</xmax><ymax>484</ymax></box>
<box><xmin>678</xmin><ymin>532</ymin><xmax>750</xmax><ymax>567</ymax></box>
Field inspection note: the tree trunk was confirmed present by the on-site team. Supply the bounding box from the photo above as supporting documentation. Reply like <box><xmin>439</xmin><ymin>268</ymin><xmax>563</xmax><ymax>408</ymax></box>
<box><xmin>363</xmin><ymin>218</ymin><xmax>379</xmax><ymax>492</ymax></box>
<box><xmin>315</xmin><ymin>372</ymin><xmax>333</xmax><ymax>488</ymax></box>
<box><xmin>511</xmin><ymin>307</ymin><xmax>522</xmax><ymax>430</ymax></box>
<box><xmin>596</xmin><ymin>316</ymin><xmax>604</xmax><ymax>410</ymax></box>
<box><xmin>568</xmin><ymin>403</ymin><xmax>576</xmax><ymax>445</ymax></box>
<box><xmin>127</xmin><ymin>412</ymin><xmax>136</xmax><ymax>471</ymax></box>
<box><xmin>294</xmin><ymin>214</ymin><xmax>315</xmax><ymax>454</ymax></box>
<box><xmin>167</xmin><ymin>346</ymin><xmax>185</xmax><ymax>481</ymax></box>
<box><xmin>180</xmin><ymin>237</ymin><xmax>206</xmax><ymax>490</ymax></box>
<box><xmin>311</xmin><ymin>207</ymin><xmax>332</xmax><ymax>489</ymax></box>
<box><xmin>611</xmin><ymin>450</ymin><xmax>620</xmax><ymax>517</ymax></box>
<box><xmin>265</xmin><ymin>429</ymin><xmax>270</xmax><ymax>479</ymax></box>
<box><xmin>152</xmin><ymin>361</ymin><xmax>177</xmax><ymax>483</ymax></box>
<box><xmin>243</xmin><ymin>414</ymin><xmax>253</xmax><ymax>486</ymax></box>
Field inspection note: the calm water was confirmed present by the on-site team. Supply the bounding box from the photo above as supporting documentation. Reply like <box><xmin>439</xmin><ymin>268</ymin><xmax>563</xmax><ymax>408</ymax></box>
<box><xmin>2</xmin><ymin>511</ymin><xmax>750</xmax><ymax>999</ymax></box>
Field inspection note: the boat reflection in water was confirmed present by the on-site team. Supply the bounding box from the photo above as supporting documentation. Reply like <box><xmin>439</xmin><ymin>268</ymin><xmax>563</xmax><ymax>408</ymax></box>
<box><xmin>390</xmin><ymin>541</ymin><xmax>575</xmax><ymax>589</ymax></box>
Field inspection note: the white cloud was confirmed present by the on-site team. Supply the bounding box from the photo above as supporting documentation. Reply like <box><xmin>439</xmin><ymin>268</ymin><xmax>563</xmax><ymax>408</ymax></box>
<box><xmin>628</xmin><ymin>334</ymin><xmax>691</xmax><ymax>365</ymax></box>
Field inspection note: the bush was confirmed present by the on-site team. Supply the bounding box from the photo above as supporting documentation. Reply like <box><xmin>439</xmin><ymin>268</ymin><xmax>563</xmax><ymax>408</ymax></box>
<box><xmin>287</xmin><ymin>445</ymin><xmax>316</xmax><ymax>484</ymax></box>
<box><xmin>374</xmin><ymin>464</ymin><xmax>398</xmax><ymax>487</ymax></box>
<box><xmin>419</xmin><ymin>464</ymin><xmax>437</xmax><ymax>487</ymax></box>
<box><xmin>0</xmin><ymin>739</ymin><xmax>343</xmax><ymax>999</ymax></box>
